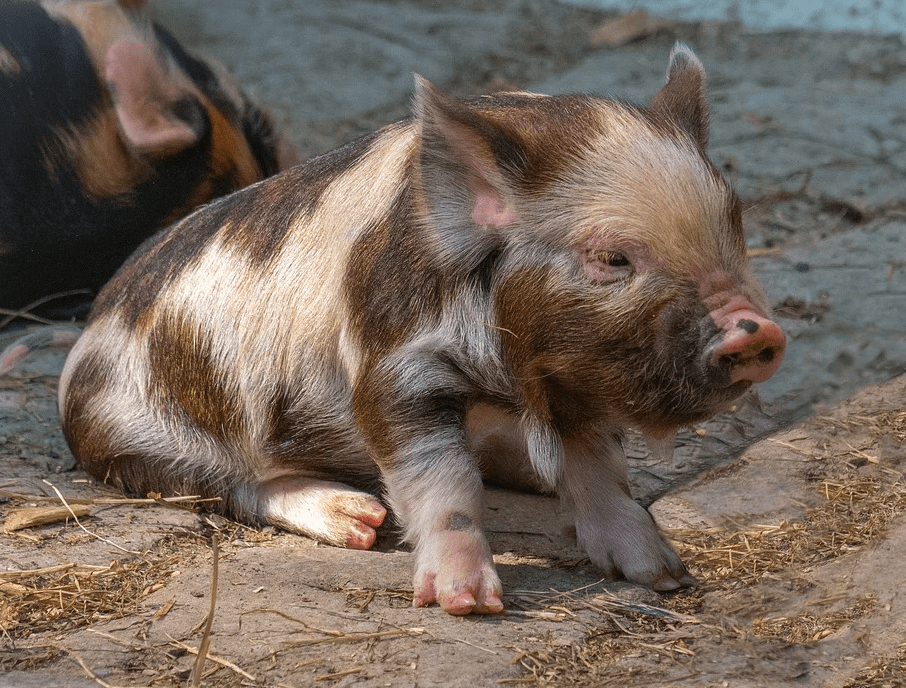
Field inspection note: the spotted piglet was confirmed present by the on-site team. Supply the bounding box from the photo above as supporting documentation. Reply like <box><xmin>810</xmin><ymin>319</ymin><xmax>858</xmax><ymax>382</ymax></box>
<box><xmin>59</xmin><ymin>44</ymin><xmax>785</xmax><ymax>615</ymax></box>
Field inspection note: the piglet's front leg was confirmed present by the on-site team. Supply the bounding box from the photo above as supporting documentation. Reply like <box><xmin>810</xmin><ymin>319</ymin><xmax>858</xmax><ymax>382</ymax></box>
<box><xmin>560</xmin><ymin>432</ymin><xmax>697</xmax><ymax>591</ymax></box>
<box><xmin>356</xmin><ymin>361</ymin><xmax>503</xmax><ymax>615</ymax></box>
<box><xmin>381</xmin><ymin>442</ymin><xmax>504</xmax><ymax>615</ymax></box>
<box><xmin>406</xmin><ymin>475</ymin><xmax>503</xmax><ymax>614</ymax></box>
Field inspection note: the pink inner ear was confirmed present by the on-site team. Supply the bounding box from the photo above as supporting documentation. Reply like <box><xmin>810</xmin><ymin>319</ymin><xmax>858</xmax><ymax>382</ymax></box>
<box><xmin>471</xmin><ymin>184</ymin><xmax>519</xmax><ymax>229</ymax></box>
<box><xmin>105</xmin><ymin>39</ymin><xmax>200</xmax><ymax>157</ymax></box>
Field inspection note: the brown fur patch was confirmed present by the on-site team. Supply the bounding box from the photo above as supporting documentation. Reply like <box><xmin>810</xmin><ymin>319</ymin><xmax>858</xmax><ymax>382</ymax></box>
<box><xmin>42</xmin><ymin>106</ymin><xmax>149</xmax><ymax>200</ymax></box>
<box><xmin>264</xmin><ymin>383</ymin><xmax>380</xmax><ymax>491</ymax></box>
<box><xmin>425</xmin><ymin>90</ymin><xmax>605</xmax><ymax>194</ymax></box>
<box><xmin>60</xmin><ymin>349</ymin><xmax>113</xmax><ymax>469</ymax></box>
<box><xmin>468</xmin><ymin>93</ymin><xmax>605</xmax><ymax>187</ymax></box>
<box><xmin>344</xmin><ymin>182</ymin><xmax>444</xmax><ymax>353</ymax></box>
<box><xmin>217</xmin><ymin>130</ymin><xmax>381</xmax><ymax>265</ymax></box>
<box><xmin>350</xmin><ymin>363</ymin><xmax>398</xmax><ymax>464</ymax></box>
<box><xmin>495</xmin><ymin>262</ymin><xmax>730</xmax><ymax>434</ymax></box>
<box><xmin>147</xmin><ymin>311</ymin><xmax>243</xmax><ymax>441</ymax></box>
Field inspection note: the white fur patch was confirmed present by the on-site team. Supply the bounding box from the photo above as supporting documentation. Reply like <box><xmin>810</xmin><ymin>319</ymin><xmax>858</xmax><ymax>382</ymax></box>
<box><xmin>256</xmin><ymin>477</ymin><xmax>377</xmax><ymax>544</ymax></box>
<box><xmin>521</xmin><ymin>414</ymin><xmax>564</xmax><ymax>491</ymax></box>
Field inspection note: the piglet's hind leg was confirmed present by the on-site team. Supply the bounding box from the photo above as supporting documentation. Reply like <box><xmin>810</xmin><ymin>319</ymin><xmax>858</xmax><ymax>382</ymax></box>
<box><xmin>253</xmin><ymin>477</ymin><xmax>386</xmax><ymax>549</ymax></box>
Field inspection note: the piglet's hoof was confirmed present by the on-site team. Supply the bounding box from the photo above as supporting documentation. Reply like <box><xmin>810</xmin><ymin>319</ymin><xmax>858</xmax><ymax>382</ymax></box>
<box><xmin>412</xmin><ymin>531</ymin><xmax>503</xmax><ymax>615</ymax></box>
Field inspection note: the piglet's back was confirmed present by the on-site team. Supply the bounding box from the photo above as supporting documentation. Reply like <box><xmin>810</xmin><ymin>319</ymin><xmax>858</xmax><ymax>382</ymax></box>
<box><xmin>59</xmin><ymin>122</ymin><xmax>417</xmax><ymax>492</ymax></box>
<box><xmin>92</xmin><ymin>122</ymin><xmax>416</xmax><ymax>343</ymax></box>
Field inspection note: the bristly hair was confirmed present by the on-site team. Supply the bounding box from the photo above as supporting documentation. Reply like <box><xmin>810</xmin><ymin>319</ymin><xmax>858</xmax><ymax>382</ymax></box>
<box><xmin>240</xmin><ymin>96</ymin><xmax>282</xmax><ymax>178</ymax></box>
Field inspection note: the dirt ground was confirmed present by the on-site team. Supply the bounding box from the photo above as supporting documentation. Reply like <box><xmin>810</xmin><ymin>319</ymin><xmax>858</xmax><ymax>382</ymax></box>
<box><xmin>2</xmin><ymin>1</ymin><xmax>906</xmax><ymax>686</ymax></box>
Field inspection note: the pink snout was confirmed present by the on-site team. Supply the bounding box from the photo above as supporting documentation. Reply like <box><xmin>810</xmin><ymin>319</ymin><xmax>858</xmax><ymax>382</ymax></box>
<box><xmin>707</xmin><ymin>305</ymin><xmax>786</xmax><ymax>385</ymax></box>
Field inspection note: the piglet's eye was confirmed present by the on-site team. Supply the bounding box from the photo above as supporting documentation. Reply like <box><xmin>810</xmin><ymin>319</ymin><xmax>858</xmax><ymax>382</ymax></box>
<box><xmin>581</xmin><ymin>246</ymin><xmax>634</xmax><ymax>284</ymax></box>
<box><xmin>596</xmin><ymin>251</ymin><xmax>630</xmax><ymax>267</ymax></box>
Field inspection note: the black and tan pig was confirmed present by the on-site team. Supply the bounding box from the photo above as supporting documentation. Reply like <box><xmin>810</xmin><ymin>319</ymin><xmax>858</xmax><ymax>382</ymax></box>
<box><xmin>0</xmin><ymin>0</ymin><xmax>297</xmax><ymax>319</ymax></box>
<box><xmin>59</xmin><ymin>44</ymin><xmax>785</xmax><ymax>615</ymax></box>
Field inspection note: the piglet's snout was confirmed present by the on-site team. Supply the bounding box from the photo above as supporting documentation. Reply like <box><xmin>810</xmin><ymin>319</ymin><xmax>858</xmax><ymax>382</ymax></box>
<box><xmin>705</xmin><ymin>306</ymin><xmax>786</xmax><ymax>385</ymax></box>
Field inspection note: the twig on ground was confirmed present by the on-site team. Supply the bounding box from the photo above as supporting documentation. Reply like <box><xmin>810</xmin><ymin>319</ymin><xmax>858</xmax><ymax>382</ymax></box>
<box><xmin>3</xmin><ymin>505</ymin><xmax>92</xmax><ymax>532</ymax></box>
<box><xmin>56</xmin><ymin>644</ymin><xmax>151</xmax><ymax>688</ymax></box>
<box><xmin>315</xmin><ymin>667</ymin><xmax>364</xmax><ymax>681</ymax></box>
<box><xmin>168</xmin><ymin>637</ymin><xmax>257</xmax><ymax>682</ymax></box>
<box><xmin>283</xmin><ymin>627</ymin><xmax>427</xmax><ymax>648</ymax></box>
<box><xmin>41</xmin><ymin>480</ymin><xmax>141</xmax><ymax>555</ymax></box>
<box><xmin>189</xmin><ymin>534</ymin><xmax>219</xmax><ymax>686</ymax></box>
<box><xmin>0</xmin><ymin>488</ymin><xmax>219</xmax><ymax>507</ymax></box>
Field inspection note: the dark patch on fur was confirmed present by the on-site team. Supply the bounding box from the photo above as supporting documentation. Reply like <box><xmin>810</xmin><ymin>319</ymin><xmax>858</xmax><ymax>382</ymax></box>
<box><xmin>427</xmin><ymin>91</ymin><xmax>604</xmax><ymax>194</ymax></box>
<box><xmin>469</xmin><ymin>93</ymin><xmax>605</xmax><ymax>186</ymax></box>
<box><xmin>344</xmin><ymin>182</ymin><xmax>444</xmax><ymax>352</ymax></box>
<box><xmin>344</xmin><ymin>180</ymin><xmax>481</xmax><ymax>464</ymax></box>
<box><xmin>147</xmin><ymin>313</ymin><xmax>242</xmax><ymax>441</ymax></box>
<box><xmin>218</xmin><ymin>129</ymin><xmax>382</xmax><ymax>265</ymax></box>
<box><xmin>60</xmin><ymin>349</ymin><xmax>112</xmax><ymax>467</ymax></box>
<box><xmin>350</xmin><ymin>366</ymin><xmax>397</xmax><ymax>464</ymax></box>
<box><xmin>353</xmin><ymin>358</ymin><xmax>471</xmax><ymax>472</ymax></box>
<box><xmin>264</xmin><ymin>381</ymin><xmax>382</xmax><ymax>492</ymax></box>
<box><xmin>496</xmin><ymin>263</ymin><xmax>736</xmax><ymax>435</ymax></box>
<box><xmin>444</xmin><ymin>512</ymin><xmax>473</xmax><ymax>531</ymax></box>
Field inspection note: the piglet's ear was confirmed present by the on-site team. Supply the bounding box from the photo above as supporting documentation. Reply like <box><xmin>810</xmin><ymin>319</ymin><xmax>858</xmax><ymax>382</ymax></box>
<box><xmin>105</xmin><ymin>39</ymin><xmax>204</xmax><ymax>158</ymax></box>
<box><xmin>414</xmin><ymin>75</ymin><xmax>520</xmax><ymax>230</ymax></box>
<box><xmin>649</xmin><ymin>42</ymin><xmax>709</xmax><ymax>150</ymax></box>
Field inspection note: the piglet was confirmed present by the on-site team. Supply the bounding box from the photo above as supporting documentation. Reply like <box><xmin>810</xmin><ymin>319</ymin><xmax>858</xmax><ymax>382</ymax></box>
<box><xmin>0</xmin><ymin>0</ymin><xmax>297</xmax><ymax>320</ymax></box>
<box><xmin>59</xmin><ymin>44</ymin><xmax>785</xmax><ymax>615</ymax></box>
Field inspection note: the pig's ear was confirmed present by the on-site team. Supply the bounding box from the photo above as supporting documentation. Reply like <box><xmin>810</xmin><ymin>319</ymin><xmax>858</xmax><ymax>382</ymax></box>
<box><xmin>649</xmin><ymin>42</ymin><xmax>709</xmax><ymax>150</ymax></box>
<box><xmin>414</xmin><ymin>75</ymin><xmax>521</xmax><ymax>230</ymax></box>
<box><xmin>105</xmin><ymin>39</ymin><xmax>204</xmax><ymax>158</ymax></box>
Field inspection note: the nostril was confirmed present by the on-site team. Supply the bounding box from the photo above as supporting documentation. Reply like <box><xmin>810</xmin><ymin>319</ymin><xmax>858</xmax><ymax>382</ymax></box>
<box><xmin>721</xmin><ymin>346</ymin><xmax>776</xmax><ymax>370</ymax></box>
<box><xmin>757</xmin><ymin>347</ymin><xmax>776</xmax><ymax>365</ymax></box>
<box><xmin>719</xmin><ymin>352</ymin><xmax>741</xmax><ymax>367</ymax></box>
<box><xmin>706</xmin><ymin>307</ymin><xmax>786</xmax><ymax>385</ymax></box>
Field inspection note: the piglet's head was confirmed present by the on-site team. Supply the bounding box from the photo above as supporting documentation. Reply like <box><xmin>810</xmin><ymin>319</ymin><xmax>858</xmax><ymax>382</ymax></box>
<box><xmin>574</xmin><ymin>45</ymin><xmax>785</xmax><ymax>407</ymax></box>
<box><xmin>410</xmin><ymin>45</ymin><xmax>784</xmax><ymax>435</ymax></box>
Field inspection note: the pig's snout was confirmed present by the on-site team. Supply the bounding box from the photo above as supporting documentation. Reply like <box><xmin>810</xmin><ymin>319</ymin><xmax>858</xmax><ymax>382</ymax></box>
<box><xmin>706</xmin><ymin>307</ymin><xmax>785</xmax><ymax>385</ymax></box>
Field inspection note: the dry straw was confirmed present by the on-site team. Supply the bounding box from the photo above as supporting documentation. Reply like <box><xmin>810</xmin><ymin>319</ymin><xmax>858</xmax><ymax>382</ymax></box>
<box><xmin>502</xmin><ymin>404</ymin><xmax>906</xmax><ymax>685</ymax></box>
